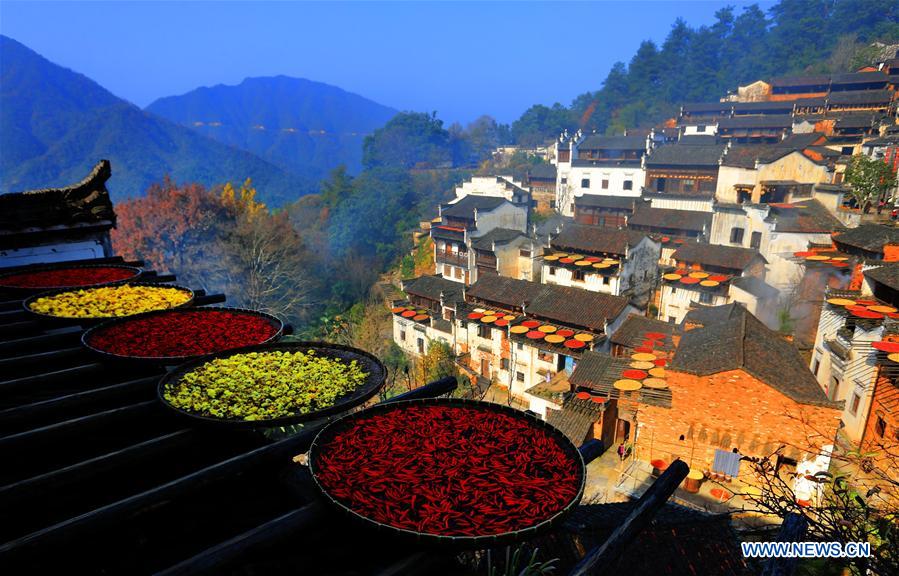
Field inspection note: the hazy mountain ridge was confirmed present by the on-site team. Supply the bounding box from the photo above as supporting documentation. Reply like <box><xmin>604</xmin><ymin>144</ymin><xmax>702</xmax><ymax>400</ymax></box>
<box><xmin>2</xmin><ymin>36</ymin><xmax>334</xmax><ymax>205</ymax></box>
<box><xmin>145</xmin><ymin>75</ymin><xmax>397</xmax><ymax>180</ymax></box>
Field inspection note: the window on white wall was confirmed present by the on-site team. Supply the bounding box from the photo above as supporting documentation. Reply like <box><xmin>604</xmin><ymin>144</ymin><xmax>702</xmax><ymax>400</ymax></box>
<box><xmin>602</xmin><ymin>179</ymin><xmax>609</xmax><ymax>189</ymax></box>
<box><xmin>850</xmin><ymin>393</ymin><xmax>861</xmax><ymax>415</ymax></box>
<box><xmin>730</xmin><ymin>227</ymin><xmax>745</xmax><ymax>244</ymax></box>
<box><xmin>750</xmin><ymin>231</ymin><xmax>762</xmax><ymax>250</ymax></box>
<box><xmin>623</xmin><ymin>180</ymin><xmax>633</xmax><ymax>190</ymax></box>
<box><xmin>581</xmin><ymin>178</ymin><xmax>590</xmax><ymax>188</ymax></box>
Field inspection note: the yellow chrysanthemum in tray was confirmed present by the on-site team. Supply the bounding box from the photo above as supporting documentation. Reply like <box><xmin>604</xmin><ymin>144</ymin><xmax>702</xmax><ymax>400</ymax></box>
<box><xmin>28</xmin><ymin>284</ymin><xmax>193</xmax><ymax>318</ymax></box>
<box><xmin>163</xmin><ymin>350</ymin><xmax>367</xmax><ymax>421</ymax></box>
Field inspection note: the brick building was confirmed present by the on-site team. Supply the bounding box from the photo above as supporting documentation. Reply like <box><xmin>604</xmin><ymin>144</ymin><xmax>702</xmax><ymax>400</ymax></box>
<box><xmin>570</xmin><ymin>304</ymin><xmax>842</xmax><ymax>487</ymax></box>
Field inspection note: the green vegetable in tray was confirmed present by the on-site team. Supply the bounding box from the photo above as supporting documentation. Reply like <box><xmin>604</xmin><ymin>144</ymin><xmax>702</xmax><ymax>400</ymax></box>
<box><xmin>163</xmin><ymin>350</ymin><xmax>368</xmax><ymax>421</ymax></box>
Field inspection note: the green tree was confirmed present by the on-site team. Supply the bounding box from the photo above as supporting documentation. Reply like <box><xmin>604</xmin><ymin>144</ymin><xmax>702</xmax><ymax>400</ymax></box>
<box><xmin>845</xmin><ymin>155</ymin><xmax>899</xmax><ymax>214</ymax></box>
<box><xmin>319</xmin><ymin>165</ymin><xmax>354</xmax><ymax>210</ymax></box>
<box><xmin>510</xmin><ymin>103</ymin><xmax>575</xmax><ymax>147</ymax></box>
<box><xmin>362</xmin><ymin>111</ymin><xmax>452</xmax><ymax>169</ymax></box>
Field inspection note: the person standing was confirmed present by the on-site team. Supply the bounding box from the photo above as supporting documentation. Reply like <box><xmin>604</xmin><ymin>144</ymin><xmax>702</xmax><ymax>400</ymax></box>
<box><xmin>617</xmin><ymin>443</ymin><xmax>625</xmax><ymax>461</ymax></box>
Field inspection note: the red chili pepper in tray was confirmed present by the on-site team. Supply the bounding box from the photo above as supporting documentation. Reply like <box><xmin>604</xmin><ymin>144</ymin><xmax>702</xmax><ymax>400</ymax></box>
<box><xmin>313</xmin><ymin>404</ymin><xmax>581</xmax><ymax>537</ymax></box>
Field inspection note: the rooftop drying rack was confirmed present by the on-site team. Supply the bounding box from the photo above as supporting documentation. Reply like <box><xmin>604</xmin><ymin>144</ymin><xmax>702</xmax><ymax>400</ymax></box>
<box><xmin>0</xmin><ymin>255</ymin><xmax>771</xmax><ymax>575</ymax></box>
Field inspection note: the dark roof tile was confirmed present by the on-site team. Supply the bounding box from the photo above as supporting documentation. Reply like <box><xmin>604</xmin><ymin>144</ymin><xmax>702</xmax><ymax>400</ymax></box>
<box><xmin>672</xmin><ymin>305</ymin><xmax>837</xmax><ymax>406</ymax></box>
<box><xmin>832</xmin><ymin>224</ymin><xmax>899</xmax><ymax>253</ymax></box>
<box><xmin>766</xmin><ymin>199</ymin><xmax>843</xmax><ymax>234</ymax></box>
<box><xmin>578</xmin><ymin>134</ymin><xmax>646</xmax><ymax>151</ymax></box>
<box><xmin>865</xmin><ymin>263</ymin><xmax>899</xmax><ymax>293</ymax></box>
<box><xmin>672</xmin><ymin>243</ymin><xmax>764</xmax><ymax>271</ymax></box>
<box><xmin>827</xmin><ymin>90</ymin><xmax>893</xmax><ymax>105</ymax></box>
<box><xmin>441</xmin><ymin>195</ymin><xmax>507</xmax><ymax>219</ymax></box>
<box><xmin>466</xmin><ymin>276</ymin><xmax>630</xmax><ymax>331</ymax></box>
<box><xmin>609</xmin><ymin>313</ymin><xmax>679</xmax><ymax>348</ymax></box>
<box><xmin>717</xmin><ymin>116</ymin><xmax>793</xmax><ymax>130</ymax></box>
<box><xmin>552</xmin><ymin>224</ymin><xmax>649</xmax><ymax>255</ymax></box>
<box><xmin>0</xmin><ymin>160</ymin><xmax>115</xmax><ymax>236</ymax></box>
<box><xmin>471</xmin><ymin>228</ymin><xmax>526</xmax><ymax>251</ymax></box>
<box><xmin>628</xmin><ymin>204</ymin><xmax>712</xmax><ymax>234</ymax></box>
<box><xmin>645</xmin><ymin>142</ymin><xmax>727</xmax><ymax>168</ymax></box>
<box><xmin>574</xmin><ymin>194</ymin><xmax>637</xmax><ymax>210</ymax></box>
<box><xmin>401</xmin><ymin>275</ymin><xmax>464</xmax><ymax>303</ymax></box>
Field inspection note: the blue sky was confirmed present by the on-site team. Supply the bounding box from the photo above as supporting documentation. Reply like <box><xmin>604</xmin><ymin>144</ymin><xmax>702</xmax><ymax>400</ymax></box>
<box><xmin>1</xmin><ymin>1</ymin><xmax>774</xmax><ymax>125</ymax></box>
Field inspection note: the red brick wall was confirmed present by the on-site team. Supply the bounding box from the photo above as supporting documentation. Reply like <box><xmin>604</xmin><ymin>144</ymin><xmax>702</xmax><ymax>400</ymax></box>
<box><xmin>634</xmin><ymin>369</ymin><xmax>841</xmax><ymax>478</ymax></box>
<box><xmin>860</xmin><ymin>368</ymin><xmax>899</xmax><ymax>474</ymax></box>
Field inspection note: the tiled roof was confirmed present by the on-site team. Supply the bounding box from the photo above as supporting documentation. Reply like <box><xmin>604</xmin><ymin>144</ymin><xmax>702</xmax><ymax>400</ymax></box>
<box><xmin>527</xmin><ymin>163</ymin><xmax>557</xmax><ymax>180</ymax></box>
<box><xmin>569</xmin><ymin>351</ymin><xmax>672</xmax><ymax>408</ymax></box>
<box><xmin>766</xmin><ymin>199</ymin><xmax>843</xmax><ymax>234</ymax></box>
<box><xmin>470</xmin><ymin>228</ymin><xmax>526</xmax><ymax>251</ymax></box>
<box><xmin>833</xmin><ymin>224</ymin><xmax>899</xmax><ymax>253</ymax></box>
<box><xmin>678</xmin><ymin>135</ymin><xmax>720</xmax><ymax>146</ymax></box>
<box><xmin>834</xmin><ymin>113</ymin><xmax>883</xmax><ymax>129</ymax></box>
<box><xmin>562</xmin><ymin>503</ymin><xmax>751</xmax><ymax>576</ymax></box>
<box><xmin>769</xmin><ymin>75</ymin><xmax>830</xmax><ymax>88</ymax></box>
<box><xmin>401</xmin><ymin>275</ymin><xmax>464</xmax><ymax>303</ymax></box>
<box><xmin>465</xmin><ymin>275</ymin><xmax>543</xmax><ymax>308</ymax></box>
<box><xmin>730</xmin><ymin>101</ymin><xmax>795</xmax><ymax>114</ymax></box>
<box><xmin>545</xmin><ymin>395</ymin><xmax>605</xmax><ymax>444</ymax></box>
<box><xmin>671</xmin><ymin>305</ymin><xmax>838</xmax><ymax>407</ymax></box>
<box><xmin>441</xmin><ymin>195</ymin><xmax>507</xmax><ymax>219</ymax></box>
<box><xmin>467</xmin><ymin>276</ymin><xmax>630</xmax><ymax>331</ymax></box>
<box><xmin>552</xmin><ymin>224</ymin><xmax>648</xmax><ymax>256</ymax></box>
<box><xmin>527</xmin><ymin>284</ymin><xmax>630</xmax><ymax>332</ymax></box>
<box><xmin>681</xmin><ymin>102</ymin><xmax>733</xmax><ymax>115</ymax></box>
<box><xmin>672</xmin><ymin>243</ymin><xmax>764</xmax><ymax>271</ymax></box>
<box><xmin>533</xmin><ymin>214</ymin><xmax>572</xmax><ymax>239</ymax></box>
<box><xmin>609</xmin><ymin>313</ymin><xmax>678</xmax><ymax>348</ymax></box>
<box><xmin>830</xmin><ymin>71</ymin><xmax>888</xmax><ymax>85</ymax></box>
<box><xmin>730</xmin><ymin>276</ymin><xmax>779</xmax><ymax>299</ymax></box>
<box><xmin>683</xmin><ymin>302</ymin><xmax>746</xmax><ymax>327</ymax></box>
<box><xmin>780</xmin><ymin>132</ymin><xmax>826</xmax><ymax>148</ymax></box>
<box><xmin>574</xmin><ymin>194</ymin><xmax>638</xmax><ymax>210</ymax></box>
<box><xmin>721</xmin><ymin>144</ymin><xmax>793</xmax><ymax>169</ymax></box>
<box><xmin>0</xmin><ymin>160</ymin><xmax>115</xmax><ymax>237</ymax></box>
<box><xmin>578</xmin><ymin>134</ymin><xmax>646</xmax><ymax>151</ymax></box>
<box><xmin>628</xmin><ymin>204</ymin><xmax>712</xmax><ymax>233</ymax></box>
<box><xmin>828</xmin><ymin>90</ymin><xmax>893</xmax><ymax>105</ymax></box>
<box><xmin>864</xmin><ymin>263</ymin><xmax>899</xmax><ymax>292</ymax></box>
<box><xmin>645</xmin><ymin>142</ymin><xmax>727</xmax><ymax>168</ymax></box>
<box><xmin>717</xmin><ymin>116</ymin><xmax>793</xmax><ymax>130</ymax></box>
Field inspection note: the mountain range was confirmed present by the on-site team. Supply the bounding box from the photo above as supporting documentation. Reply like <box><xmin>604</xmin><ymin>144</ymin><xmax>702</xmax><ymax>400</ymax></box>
<box><xmin>146</xmin><ymin>76</ymin><xmax>396</xmax><ymax>182</ymax></box>
<box><xmin>0</xmin><ymin>35</ymin><xmax>396</xmax><ymax>205</ymax></box>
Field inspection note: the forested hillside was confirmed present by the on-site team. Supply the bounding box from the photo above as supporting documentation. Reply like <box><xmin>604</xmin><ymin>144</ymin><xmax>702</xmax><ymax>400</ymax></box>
<box><xmin>0</xmin><ymin>36</ymin><xmax>315</xmax><ymax>204</ymax></box>
<box><xmin>510</xmin><ymin>0</ymin><xmax>899</xmax><ymax>144</ymax></box>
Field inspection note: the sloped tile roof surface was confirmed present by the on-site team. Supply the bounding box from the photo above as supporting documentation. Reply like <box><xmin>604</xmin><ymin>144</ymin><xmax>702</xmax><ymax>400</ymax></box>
<box><xmin>672</xmin><ymin>304</ymin><xmax>837</xmax><ymax>406</ymax></box>
<box><xmin>402</xmin><ymin>275</ymin><xmax>464</xmax><ymax>303</ymax></box>
<box><xmin>466</xmin><ymin>275</ymin><xmax>629</xmax><ymax>331</ymax></box>
<box><xmin>0</xmin><ymin>160</ymin><xmax>115</xmax><ymax>235</ymax></box>
<box><xmin>552</xmin><ymin>223</ymin><xmax>647</xmax><ymax>255</ymax></box>
<box><xmin>766</xmin><ymin>199</ymin><xmax>843</xmax><ymax>234</ymax></box>
<box><xmin>672</xmin><ymin>243</ymin><xmax>764</xmax><ymax>270</ymax></box>
<box><xmin>833</xmin><ymin>224</ymin><xmax>899</xmax><ymax>253</ymax></box>
<box><xmin>628</xmin><ymin>204</ymin><xmax>711</xmax><ymax>233</ymax></box>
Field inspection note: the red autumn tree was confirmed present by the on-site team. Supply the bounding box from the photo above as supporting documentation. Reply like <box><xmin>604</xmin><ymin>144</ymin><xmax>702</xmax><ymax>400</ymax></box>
<box><xmin>112</xmin><ymin>177</ymin><xmax>228</xmax><ymax>291</ymax></box>
<box><xmin>112</xmin><ymin>178</ymin><xmax>313</xmax><ymax>325</ymax></box>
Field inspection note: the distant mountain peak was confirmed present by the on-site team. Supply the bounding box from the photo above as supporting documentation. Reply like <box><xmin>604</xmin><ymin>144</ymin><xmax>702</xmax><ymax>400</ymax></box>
<box><xmin>0</xmin><ymin>37</ymin><xmax>313</xmax><ymax>205</ymax></box>
<box><xmin>145</xmin><ymin>75</ymin><xmax>396</xmax><ymax>180</ymax></box>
